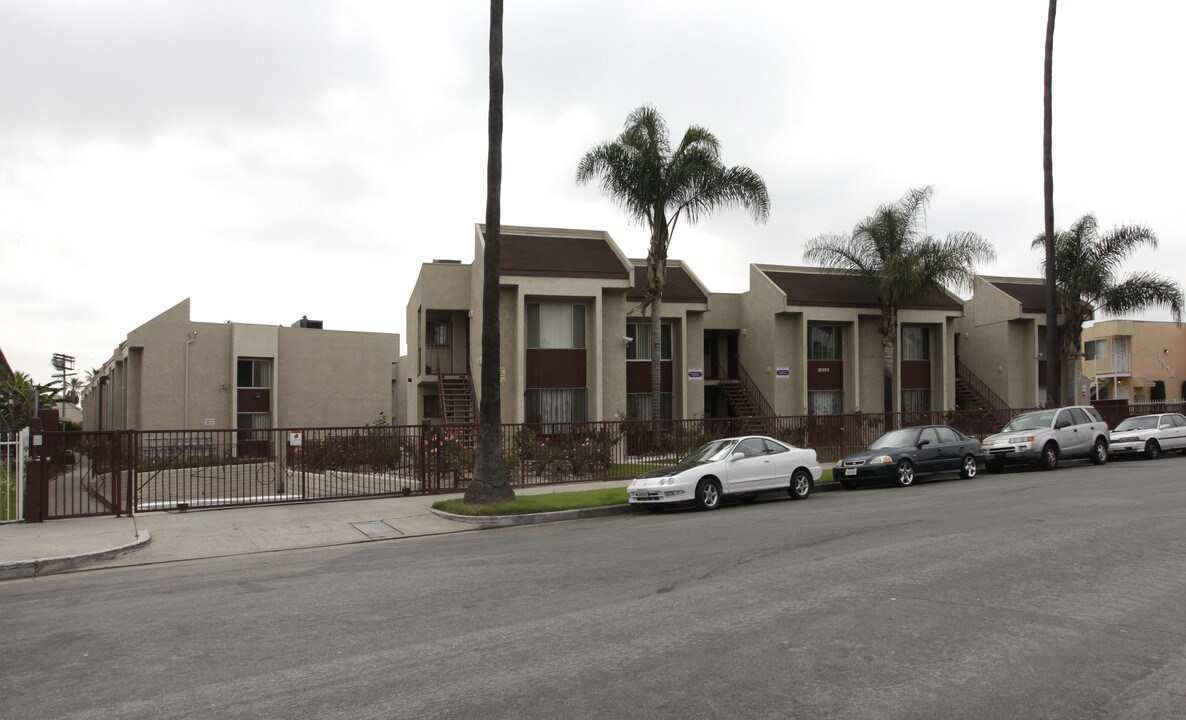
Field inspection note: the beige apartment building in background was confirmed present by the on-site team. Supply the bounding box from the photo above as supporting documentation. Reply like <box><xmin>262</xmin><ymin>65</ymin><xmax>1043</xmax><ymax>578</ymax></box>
<box><xmin>83</xmin><ymin>299</ymin><xmax>400</xmax><ymax>433</ymax></box>
<box><xmin>1082</xmin><ymin>319</ymin><xmax>1186</xmax><ymax>403</ymax></box>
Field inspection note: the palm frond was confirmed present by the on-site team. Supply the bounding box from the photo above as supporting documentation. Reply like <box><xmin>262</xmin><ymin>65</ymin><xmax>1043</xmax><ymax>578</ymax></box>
<box><xmin>1098</xmin><ymin>272</ymin><xmax>1185</xmax><ymax>322</ymax></box>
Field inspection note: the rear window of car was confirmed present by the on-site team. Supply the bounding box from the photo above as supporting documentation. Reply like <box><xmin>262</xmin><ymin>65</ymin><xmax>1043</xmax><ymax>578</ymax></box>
<box><xmin>1084</xmin><ymin>406</ymin><xmax>1104</xmax><ymax>423</ymax></box>
<box><xmin>936</xmin><ymin>426</ymin><xmax>958</xmax><ymax>443</ymax></box>
<box><xmin>1172</xmin><ymin>414</ymin><xmax>1186</xmax><ymax>428</ymax></box>
<box><xmin>762</xmin><ymin>438</ymin><xmax>789</xmax><ymax>454</ymax></box>
<box><xmin>1068</xmin><ymin>407</ymin><xmax>1091</xmax><ymax>425</ymax></box>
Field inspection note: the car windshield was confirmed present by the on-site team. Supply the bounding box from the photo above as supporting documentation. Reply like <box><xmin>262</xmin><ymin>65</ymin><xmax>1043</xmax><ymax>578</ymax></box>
<box><xmin>870</xmin><ymin>428</ymin><xmax>920</xmax><ymax>449</ymax></box>
<box><xmin>1003</xmin><ymin>411</ymin><xmax>1055</xmax><ymax>432</ymax></box>
<box><xmin>1115</xmin><ymin>416</ymin><xmax>1158</xmax><ymax>431</ymax></box>
<box><xmin>681</xmin><ymin>439</ymin><xmax>737</xmax><ymax>464</ymax></box>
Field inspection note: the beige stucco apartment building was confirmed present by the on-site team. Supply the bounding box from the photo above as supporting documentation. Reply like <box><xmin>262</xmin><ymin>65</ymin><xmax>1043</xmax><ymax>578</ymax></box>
<box><xmin>1082</xmin><ymin>319</ymin><xmax>1186</xmax><ymax>402</ymax></box>
<box><xmin>399</xmin><ymin>225</ymin><xmax>969</xmax><ymax>427</ymax></box>
<box><xmin>955</xmin><ymin>276</ymin><xmax>1079</xmax><ymax>408</ymax></box>
<box><xmin>83</xmin><ymin>299</ymin><xmax>400</xmax><ymax>432</ymax></box>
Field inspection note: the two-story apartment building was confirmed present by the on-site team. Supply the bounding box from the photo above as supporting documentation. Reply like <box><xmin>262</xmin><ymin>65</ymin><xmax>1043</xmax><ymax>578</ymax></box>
<box><xmin>1083</xmin><ymin>319</ymin><xmax>1186</xmax><ymax>402</ymax></box>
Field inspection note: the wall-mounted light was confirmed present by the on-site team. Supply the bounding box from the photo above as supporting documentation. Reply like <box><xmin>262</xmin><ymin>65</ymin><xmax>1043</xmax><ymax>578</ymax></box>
<box><xmin>741</xmin><ymin>328</ymin><xmax>747</xmax><ymax>336</ymax></box>
<box><xmin>1165</xmin><ymin>348</ymin><xmax>1171</xmax><ymax>354</ymax></box>
<box><xmin>622</xmin><ymin>336</ymin><xmax>633</xmax><ymax>346</ymax></box>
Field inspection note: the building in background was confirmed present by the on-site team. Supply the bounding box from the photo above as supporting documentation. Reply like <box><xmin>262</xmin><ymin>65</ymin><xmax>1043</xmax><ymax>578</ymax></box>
<box><xmin>1082</xmin><ymin>319</ymin><xmax>1186</xmax><ymax>403</ymax></box>
<box><xmin>83</xmin><ymin>299</ymin><xmax>399</xmax><ymax>434</ymax></box>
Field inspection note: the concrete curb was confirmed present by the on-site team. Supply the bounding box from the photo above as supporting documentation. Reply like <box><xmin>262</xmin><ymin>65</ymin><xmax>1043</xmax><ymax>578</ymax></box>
<box><xmin>0</xmin><ymin>530</ymin><xmax>151</xmax><ymax>581</ymax></box>
<box><xmin>431</xmin><ymin>504</ymin><xmax>639</xmax><ymax>527</ymax></box>
<box><xmin>431</xmin><ymin>483</ymin><xmax>840</xmax><ymax>527</ymax></box>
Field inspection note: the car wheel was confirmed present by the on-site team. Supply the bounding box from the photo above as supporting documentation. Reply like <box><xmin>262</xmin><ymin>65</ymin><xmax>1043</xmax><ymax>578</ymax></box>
<box><xmin>894</xmin><ymin>459</ymin><xmax>915</xmax><ymax>487</ymax></box>
<box><xmin>695</xmin><ymin>479</ymin><xmax>722</xmax><ymax>510</ymax></box>
<box><xmin>1145</xmin><ymin>439</ymin><xmax>1162</xmax><ymax>460</ymax></box>
<box><xmin>959</xmin><ymin>454</ymin><xmax>978</xmax><ymax>479</ymax></box>
<box><xmin>789</xmin><ymin>469</ymin><xmax>812</xmax><ymax>500</ymax></box>
<box><xmin>839</xmin><ymin>478</ymin><xmax>857</xmax><ymax>490</ymax></box>
<box><xmin>986</xmin><ymin>461</ymin><xmax>1004</xmax><ymax>474</ymax></box>
<box><xmin>1090</xmin><ymin>439</ymin><xmax>1108</xmax><ymax>465</ymax></box>
<box><xmin>1038</xmin><ymin>442</ymin><xmax>1059</xmax><ymax>470</ymax></box>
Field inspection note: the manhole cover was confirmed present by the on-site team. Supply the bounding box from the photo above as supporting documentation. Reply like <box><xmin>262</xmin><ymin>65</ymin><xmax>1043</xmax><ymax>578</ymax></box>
<box><xmin>351</xmin><ymin>521</ymin><xmax>401</xmax><ymax>537</ymax></box>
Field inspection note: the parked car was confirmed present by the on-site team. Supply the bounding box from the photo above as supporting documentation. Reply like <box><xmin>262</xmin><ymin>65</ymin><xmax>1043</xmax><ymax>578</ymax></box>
<box><xmin>981</xmin><ymin>405</ymin><xmax>1109</xmax><ymax>472</ymax></box>
<box><xmin>1109</xmin><ymin>413</ymin><xmax>1186</xmax><ymax>459</ymax></box>
<box><xmin>835</xmin><ymin>425</ymin><xmax>982</xmax><ymax>489</ymax></box>
<box><xmin>627</xmin><ymin>435</ymin><xmax>821</xmax><ymax>511</ymax></box>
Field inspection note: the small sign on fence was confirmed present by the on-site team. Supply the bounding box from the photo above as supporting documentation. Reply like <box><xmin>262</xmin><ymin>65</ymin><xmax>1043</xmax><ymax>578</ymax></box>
<box><xmin>288</xmin><ymin>432</ymin><xmax>303</xmax><ymax>447</ymax></box>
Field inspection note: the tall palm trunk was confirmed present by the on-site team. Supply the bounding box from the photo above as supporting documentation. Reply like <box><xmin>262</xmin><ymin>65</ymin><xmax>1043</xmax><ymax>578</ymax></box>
<box><xmin>466</xmin><ymin>0</ymin><xmax>513</xmax><ymax>504</ymax></box>
<box><xmin>1043</xmin><ymin>0</ymin><xmax>1060</xmax><ymax>406</ymax></box>
<box><xmin>647</xmin><ymin>216</ymin><xmax>669</xmax><ymax>445</ymax></box>
<box><xmin>879</xmin><ymin>308</ymin><xmax>897</xmax><ymax>427</ymax></box>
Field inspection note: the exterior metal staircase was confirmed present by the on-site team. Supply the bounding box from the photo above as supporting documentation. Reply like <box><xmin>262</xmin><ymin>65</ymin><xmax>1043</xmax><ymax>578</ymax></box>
<box><xmin>439</xmin><ymin>374</ymin><xmax>475</xmax><ymax>426</ymax></box>
<box><xmin>955</xmin><ymin>361</ymin><xmax>1012</xmax><ymax>427</ymax></box>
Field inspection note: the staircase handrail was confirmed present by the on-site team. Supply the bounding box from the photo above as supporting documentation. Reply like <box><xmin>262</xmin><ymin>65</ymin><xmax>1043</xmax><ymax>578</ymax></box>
<box><xmin>716</xmin><ymin>358</ymin><xmax>773</xmax><ymax>419</ymax></box>
<box><xmin>956</xmin><ymin>360</ymin><xmax>1011</xmax><ymax>412</ymax></box>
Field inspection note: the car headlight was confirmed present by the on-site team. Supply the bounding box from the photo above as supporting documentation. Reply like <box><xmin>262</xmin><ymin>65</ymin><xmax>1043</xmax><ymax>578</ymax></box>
<box><xmin>1114</xmin><ymin>435</ymin><xmax>1139</xmax><ymax>443</ymax></box>
<box><xmin>869</xmin><ymin>455</ymin><xmax>893</xmax><ymax>464</ymax></box>
<box><xmin>1008</xmin><ymin>435</ymin><xmax>1035</xmax><ymax>444</ymax></box>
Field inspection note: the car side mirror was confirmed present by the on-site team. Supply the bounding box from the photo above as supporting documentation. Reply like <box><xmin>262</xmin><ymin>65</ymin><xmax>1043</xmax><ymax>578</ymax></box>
<box><xmin>731</xmin><ymin>452</ymin><xmax>746</xmax><ymax>462</ymax></box>
<box><xmin>917</xmin><ymin>439</ymin><xmax>931</xmax><ymax>447</ymax></box>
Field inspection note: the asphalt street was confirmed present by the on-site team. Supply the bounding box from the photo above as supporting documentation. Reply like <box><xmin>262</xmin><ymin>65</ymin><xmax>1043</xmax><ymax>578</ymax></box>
<box><xmin>4</xmin><ymin>456</ymin><xmax>1186</xmax><ymax>719</ymax></box>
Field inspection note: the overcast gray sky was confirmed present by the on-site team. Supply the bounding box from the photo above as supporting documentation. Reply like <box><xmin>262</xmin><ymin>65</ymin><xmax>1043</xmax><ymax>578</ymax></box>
<box><xmin>2</xmin><ymin>0</ymin><xmax>1182</xmax><ymax>382</ymax></box>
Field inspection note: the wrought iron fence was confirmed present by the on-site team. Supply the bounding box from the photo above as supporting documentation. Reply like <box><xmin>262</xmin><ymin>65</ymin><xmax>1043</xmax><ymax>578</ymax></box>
<box><xmin>20</xmin><ymin>403</ymin><xmax>1144</xmax><ymax>520</ymax></box>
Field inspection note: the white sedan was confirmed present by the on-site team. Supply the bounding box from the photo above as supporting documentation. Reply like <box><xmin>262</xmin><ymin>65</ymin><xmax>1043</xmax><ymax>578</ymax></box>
<box><xmin>1109</xmin><ymin>413</ymin><xmax>1186</xmax><ymax>459</ymax></box>
<box><xmin>628</xmin><ymin>435</ymin><xmax>822</xmax><ymax>510</ymax></box>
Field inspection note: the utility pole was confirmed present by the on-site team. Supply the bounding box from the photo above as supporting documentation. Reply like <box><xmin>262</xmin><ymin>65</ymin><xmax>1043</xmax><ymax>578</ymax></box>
<box><xmin>51</xmin><ymin>353</ymin><xmax>75</xmax><ymax>428</ymax></box>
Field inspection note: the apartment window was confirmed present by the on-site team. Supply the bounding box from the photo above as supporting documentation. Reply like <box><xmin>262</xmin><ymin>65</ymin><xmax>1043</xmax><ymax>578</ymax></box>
<box><xmin>237</xmin><ymin>358</ymin><xmax>271</xmax><ymax>389</ymax></box>
<box><xmin>901</xmin><ymin>389</ymin><xmax>931</xmax><ymax>412</ymax></box>
<box><xmin>1084</xmin><ymin>339</ymin><xmax>1105</xmax><ymax>361</ymax></box>
<box><xmin>423</xmin><ymin>393</ymin><xmax>440</xmax><ymax>419</ymax></box>
<box><xmin>626</xmin><ymin>322</ymin><xmax>672</xmax><ymax>361</ymax></box>
<box><xmin>527</xmin><ymin>302</ymin><xmax>586</xmax><ymax>349</ymax></box>
<box><xmin>627</xmin><ymin>392</ymin><xmax>673</xmax><ymax>420</ymax></box>
<box><xmin>901</xmin><ymin>327</ymin><xmax>930</xmax><ymax>360</ymax></box>
<box><xmin>526</xmin><ymin>389</ymin><xmax>587</xmax><ymax>432</ymax></box>
<box><xmin>426</xmin><ymin>321</ymin><xmax>450</xmax><ymax>347</ymax></box>
<box><xmin>808</xmin><ymin>325</ymin><xmax>843</xmax><ymax>361</ymax></box>
<box><xmin>808</xmin><ymin>390</ymin><xmax>843</xmax><ymax>415</ymax></box>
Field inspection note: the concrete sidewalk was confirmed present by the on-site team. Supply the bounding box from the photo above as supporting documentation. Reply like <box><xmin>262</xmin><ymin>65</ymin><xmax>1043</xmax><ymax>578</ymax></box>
<box><xmin>0</xmin><ymin>480</ymin><xmax>635</xmax><ymax>580</ymax></box>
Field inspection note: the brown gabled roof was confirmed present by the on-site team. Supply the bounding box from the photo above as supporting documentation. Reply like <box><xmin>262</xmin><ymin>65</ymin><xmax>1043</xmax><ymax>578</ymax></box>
<box><xmin>498</xmin><ymin>233</ymin><xmax>629</xmax><ymax>280</ymax></box>
<box><xmin>763</xmin><ymin>270</ymin><xmax>962</xmax><ymax>311</ymax></box>
<box><xmin>989</xmin><ymin>280</ymin><xmax>1048</xmax><ymax>315</ymax></box>
<box><xmin>627</xmin><ymin>264</ymin><xmax>708</xmax><ymax>304</ymax></box>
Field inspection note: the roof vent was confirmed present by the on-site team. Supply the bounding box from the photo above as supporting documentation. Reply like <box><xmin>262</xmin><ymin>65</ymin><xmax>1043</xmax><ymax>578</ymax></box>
<box><xmin>292</xmin><ymin>315</ymin><xmax>323</xmax><ymax>329</ymax></box>
<box><xmin>432</xmin><ymin>259</ymin><xmax>462</xmax><ymax>264</ymax></box>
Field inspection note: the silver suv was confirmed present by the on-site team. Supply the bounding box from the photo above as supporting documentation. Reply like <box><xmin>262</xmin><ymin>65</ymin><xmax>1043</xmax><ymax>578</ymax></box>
<box><xmin>982</xmin><ymin>406</ymin><xmax>1110</xmax><ymax>472</ymax></box>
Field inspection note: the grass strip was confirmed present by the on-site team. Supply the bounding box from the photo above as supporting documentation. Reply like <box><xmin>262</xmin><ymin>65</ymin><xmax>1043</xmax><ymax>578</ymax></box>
<box><xmin>434</xmin><ymin>487</ymin><xmax>628</xmax><ymax>516</ymax></box>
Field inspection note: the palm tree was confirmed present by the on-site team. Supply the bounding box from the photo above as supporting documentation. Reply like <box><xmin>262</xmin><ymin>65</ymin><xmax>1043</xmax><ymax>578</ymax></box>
<box><xmin>1042</xmin><ymin>0</ymin><xmax>1060</xmax><ymax>406</ymax></box>
<box><xmin>1031</xmin><ymin>214</ymin><xmax>1184</xmax><ymax>404</ymax></box>
<box><xmin>804</xmin><ymin>186</ymin><xmax>995</xmax><ymax>415</ymax></box>
<box><xmin>576</xmin><ymin>106</ymin><xmax>769</xmax><ymax>430</ymax></box>
<box><xmin>464</xmin><ymin>0</ymin><xmax>514</xmax><ymax>505</ymax></box>
<box><xmin>0</xmin><ymin>372</ymin><xmax>60</xmax><ymax>431</ymax></box>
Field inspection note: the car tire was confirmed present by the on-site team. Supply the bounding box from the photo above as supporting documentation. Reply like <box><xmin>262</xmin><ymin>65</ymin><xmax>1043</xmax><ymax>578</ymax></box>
<box><xmin>894</xmin><ymin>459</ymin><xmax>915</xmax><ymax>487</ymax></box>
<box><xmin>1145</xmin><ymin>439</ymin><xmax>1161</xmax><ymax>460</ymax></box>
<box><xmin>1090</xmin><ymin>439</ymin><xmax>1108</xmax><ymax>465</ymax></box>
<box><xmin>1038</xmin><ymin>442</ymin><xmax>1059</xmax><ymax>471</ymax></box>
<box><xmin>839</xmin><ymin>478</ymin><xmax>857</xmax><ymax>490</ymax></box>
<box><xmin>789</xmin><ymin>469</ymin><xmax>813</xmax><ymax>500</ymax></box>
<box><xmin>959</xmin><ymin>454</ymin><xmax>978</xmax><ymax>479</ymax></box>
<box><xmin>695</xmin><ymin>479</ymin><xmax>722</xmax><ymax>511</ymax></box>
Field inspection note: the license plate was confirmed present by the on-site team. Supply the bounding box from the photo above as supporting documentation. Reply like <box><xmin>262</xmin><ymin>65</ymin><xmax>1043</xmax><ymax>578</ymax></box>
<box><xmin>844</xmin><ymin>468</ymin><xmax>856</xmax><ymax>476</ymax></box>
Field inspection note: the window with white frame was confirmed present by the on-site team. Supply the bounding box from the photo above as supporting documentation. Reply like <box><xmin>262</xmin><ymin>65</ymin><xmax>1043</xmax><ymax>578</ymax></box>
<box><xmin>526</xmin><ymin>302</ymin><xmax>586</xmax><ymax>349</ymax></box>
<box><xmin>626</xmin><ymin>322</ymin><xmax>672</xmax><ymax>361</ymax></box>
<box><xmin>808</xmin><ymin>325</ymin><xmax>843</xmax><ymax>360</ymax></box>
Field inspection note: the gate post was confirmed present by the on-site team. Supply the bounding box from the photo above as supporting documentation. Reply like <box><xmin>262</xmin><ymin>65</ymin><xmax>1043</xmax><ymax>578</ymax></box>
<box><xmin>23</xmin><ymin>418</ymin><xmax>46</xmax><ymax>523</ymax></box>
